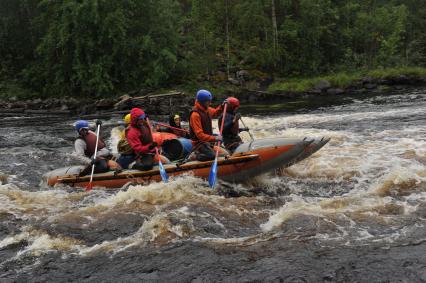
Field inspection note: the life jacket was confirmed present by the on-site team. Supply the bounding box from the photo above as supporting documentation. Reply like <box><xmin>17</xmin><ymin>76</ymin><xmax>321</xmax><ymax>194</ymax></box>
<box><xmin>79</xmin><ymin>131</ymin><xmax>106</xmax><ymax>157</ymax></box>
<box><xmin>189</xmin><ymin>107</ymin><xmax>212</xmax><ymax>141</ymax></box>
<box><xmin>118</xmin><ymin>127</ymin><xmax>134</xmax><ymax>154</ymax></box>
<box><xmin>219</xmin><ymin>112</ymin><xmax>239</xmax><ymax>137</ymax></box>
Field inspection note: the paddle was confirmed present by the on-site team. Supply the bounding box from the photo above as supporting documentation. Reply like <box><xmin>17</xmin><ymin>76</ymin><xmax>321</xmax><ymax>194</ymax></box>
<box><xmin>146</xmin><ymin>118</ymin><xmax>168</xmax><ymax>182</ymax></box>
<box><xmin>240</xmin><ymin>117</ymin><xmax>254</xmax><ymax>142</ymax></box>
<box><xmin>208</xmin><ymin>103</ymin><xmax>228</xmax><ymax>189</ymax></box>
<box><xmin>86</xmin><ymin>123</ymin><xmax>101</xmax><ymax>192</ymax></box>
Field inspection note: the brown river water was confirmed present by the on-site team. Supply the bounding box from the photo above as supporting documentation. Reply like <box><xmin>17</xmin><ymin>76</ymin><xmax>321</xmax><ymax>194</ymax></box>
<box><xmin>0</xmin><ymin>88</ymin><xmax>425</xmax><ymax>282</ymax></box>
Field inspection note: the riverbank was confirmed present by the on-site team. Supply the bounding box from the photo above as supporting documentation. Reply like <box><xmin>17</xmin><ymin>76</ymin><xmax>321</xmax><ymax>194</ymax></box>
<box><xmin>268</xmin><ymin>67</ymin><xmax>426</xmax><ymax>94</ymax></box>
<box><xmin>1</xmin><ymin>67</ymin><xmax>426</xmax><ymax>116</ymax></box>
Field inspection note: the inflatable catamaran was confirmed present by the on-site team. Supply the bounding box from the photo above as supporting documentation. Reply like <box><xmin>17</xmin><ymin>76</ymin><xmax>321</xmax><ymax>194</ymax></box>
<box><xmin>44</xmin><ymin>136</ymin><xmax>330</xmax><ymax>189</ymax></box>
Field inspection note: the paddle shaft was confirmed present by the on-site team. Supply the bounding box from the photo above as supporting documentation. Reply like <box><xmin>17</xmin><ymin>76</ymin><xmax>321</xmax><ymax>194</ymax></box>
<box><xmin>146</xmin><ymin>118</ymin><xmax>168</xmax><ymax>182</ymax></box>
<box><xmin>217</xmin><ymin>104</ymin><xmax>227</xmax><ymax>153</ymax></box>
<box><xmin>240</xmin><ymin>118</ymin><xmax>254</xmax><ymax>141</ymax></box>
<box><xmin>86</xmin><ymin>124</ymin><xmax>101</xmax><ymax>191</ymax></box>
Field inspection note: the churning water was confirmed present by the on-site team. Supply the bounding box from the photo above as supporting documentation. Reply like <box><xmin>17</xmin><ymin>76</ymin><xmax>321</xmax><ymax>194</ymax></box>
<box><xmin>0</xmin><ymin>89</ymin><xmax>425</xmax><ymax>282</ymax></box>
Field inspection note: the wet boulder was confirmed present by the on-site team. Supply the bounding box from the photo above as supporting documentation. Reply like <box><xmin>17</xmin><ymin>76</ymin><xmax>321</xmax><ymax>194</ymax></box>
<box><xmin>327</xmin><ymin>88</ymin><xmax>345</xmax><ymax>95</ymax></box>
<box><xmin>313</xmin><ymin>80</ymin><xmax>331</xmax><ymax>92</ymax></box>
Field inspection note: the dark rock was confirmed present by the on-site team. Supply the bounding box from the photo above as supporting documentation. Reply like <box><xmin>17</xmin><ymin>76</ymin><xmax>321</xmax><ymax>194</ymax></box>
<box><xmin>362</xmin><ymin>77</ymin><xmax>373</xmax><ymax>84</ymax></box>
<box><xmin>96</xmin><ymin>98</ymin><xmax>114</xmax><ymax>109</ymax></box>
<box><xmin>236</xmin><ymin>70</ymin><xmax>251</xmax><ymax>82</ymax></box>
<box><xmin>308</xmin><ymin>89</ymin><xmax>323</xmax><ymax>95</ymax></box>
<box><xmin>364</xmin><ymin>83</ymin><xmax>377</xmax><ymax>90</ymax></box>
<box><xmin>228</xmin><ymin>77</ymin><xmax>240</xmax><ymax>86</ymax></box>
<box><xmin>327</xmin><ymin>88</ymin><xmax>345</xmax><ymax>95</ymax></box>
<box><xmin>313</xmin><ymin>80</ymin><xmax>331</xmax><ymax>91</ymax></box>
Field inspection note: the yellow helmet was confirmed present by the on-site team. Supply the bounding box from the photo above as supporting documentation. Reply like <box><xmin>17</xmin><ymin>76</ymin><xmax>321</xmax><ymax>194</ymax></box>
<box><xmin>123</xmin><ymin>113</ymin><xmax>131</xmax><ymax>125</ymax></box>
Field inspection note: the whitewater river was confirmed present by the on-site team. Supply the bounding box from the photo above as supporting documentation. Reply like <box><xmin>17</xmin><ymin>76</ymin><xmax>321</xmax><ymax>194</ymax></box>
<box><xmin>0</xmin><ymin>88</ymin><xmax>425</xmax><ymax>282</ymax></box>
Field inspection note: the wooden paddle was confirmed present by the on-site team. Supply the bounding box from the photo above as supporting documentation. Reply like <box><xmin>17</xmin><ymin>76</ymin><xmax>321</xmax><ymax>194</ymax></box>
<box><xmin>208</xmin><ymin>103</ymin><xmax>228</xmax><ymax>189</ymax></box>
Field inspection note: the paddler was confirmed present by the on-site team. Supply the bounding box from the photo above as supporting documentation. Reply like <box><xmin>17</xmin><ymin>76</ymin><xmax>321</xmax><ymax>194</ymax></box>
<box><xmin>116</xmin><ymin>113</ymin><xmax>136</xmax><ymax>169</ymax></box>
<box><xmin>74</xmin><ymin>120</ymin><xmax>113</xmax><ymax>175</ymax></box>
<box><xmin>126</xmin><ymin>108</ymin><xmax>169</xmax><ymax>171</ymax></box>
<box><xmin>154</xmin><ymin>113</ymin><xmax>190</xmax><ymax>138</ymax></box>
<box><xmin>218</xmin><ymin>97</ymin><xmax>249</xmax><ymax>153</ymax></box>
<box><xmin>189</xmin><ymin>89</ymin><xmax>229</xmax><ymax>161</ymax></box>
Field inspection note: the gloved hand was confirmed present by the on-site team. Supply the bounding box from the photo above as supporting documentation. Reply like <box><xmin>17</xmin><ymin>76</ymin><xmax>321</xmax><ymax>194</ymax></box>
<box><xmin>239</xmin><ymin>127</ymin><xmax>249</xmax><ymax>132</ymax></box>
<box><xmin>95</xmin><ymin>119</ymin><xmax>102</xmax><ymax>126</ymax></box>
<box><xmin>90</xmin><ymin>157</ymin><xmax>96</xmax><ymax>166</ymax></box>
<box><xmin>148</xmin><ymin>142</ymin><xmax>158</xmax><ymax>150</ymax></box>
<box><xmin>215</xmin><ymin>135</ymin><xmax>223</xmax><ymax>142</ymax></box>
<box><xmin>222</xmin><ymin>99</ymin><xmax>229</xmax><ymax>106</ymax></box>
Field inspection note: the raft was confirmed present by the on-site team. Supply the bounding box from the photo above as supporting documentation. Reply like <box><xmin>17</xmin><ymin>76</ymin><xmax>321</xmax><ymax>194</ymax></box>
<box><xmin>44</xmin><ymin>136</ymin><xmax>329</xmax><ymax>189</ymax></box>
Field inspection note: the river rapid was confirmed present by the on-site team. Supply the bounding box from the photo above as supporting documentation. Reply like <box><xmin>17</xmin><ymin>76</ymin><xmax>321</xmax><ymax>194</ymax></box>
<box><xmin>0</xmin><ymin>88</ymin><xmax>425</xmax><ymax>282</ymax></box>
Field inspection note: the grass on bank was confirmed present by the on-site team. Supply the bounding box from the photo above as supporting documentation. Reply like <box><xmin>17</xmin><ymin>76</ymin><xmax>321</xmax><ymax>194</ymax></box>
<box><xmin>268</xmin><ymin>67</ymin><xmax>426</xmax><ymax>92</ymax></box>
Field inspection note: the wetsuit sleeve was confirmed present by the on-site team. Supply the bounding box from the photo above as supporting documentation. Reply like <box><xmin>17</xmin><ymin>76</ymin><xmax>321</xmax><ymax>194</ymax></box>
<box><xmin>190</xmin><ymin>112</ymin><xmax>216</xmax><ymax>142</ymax></box>
<box><xmin>209</xmin><ymin>105</ymin><xmax>223</xmax><ymax>119</ymax></box>
<box><xmin>73</xmin><ymin>139</ymin><xmax>91</xmax><ymax>165</ymax></box>
<box><xmin>127</xmin><ymin>130</ymin><xmax>151</xmax><ymax>155</ymax></box>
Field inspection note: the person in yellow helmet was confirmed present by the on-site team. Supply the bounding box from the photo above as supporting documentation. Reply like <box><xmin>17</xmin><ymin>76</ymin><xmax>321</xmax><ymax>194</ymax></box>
<box><xmin>120</xmin><ymin>113</ymin><xmax>131</xmax><ymax>139</ymax></box>
<box><xmin>116</xmin><ymin>113</ymin><xmax>135</xmax><ymax>168</ymax></box>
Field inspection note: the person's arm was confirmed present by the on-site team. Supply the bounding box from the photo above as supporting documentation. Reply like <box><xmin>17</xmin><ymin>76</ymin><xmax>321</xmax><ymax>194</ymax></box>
<box><xmin>190</xmin><ymin>112</ymin><xmax>216</xmax><ymax>142</ymax></box>
<box><xmin>127</xmin><ymin>130</ymin><xmax>151</xmax><ymax>155</ymax></box>
<box><xmin>95</xmin><ymin>147</ymin><xmax>111</xmax><ymax>159</ymax></box>
<box><xmin>73</xmin><ymin>139</ymin><xmax>91</xmax><ymax>165</ymax></box>
<box><xmin>209</xmin><ymin>105</ymin><xmax>223</xmax><ymax>119</ymax></box>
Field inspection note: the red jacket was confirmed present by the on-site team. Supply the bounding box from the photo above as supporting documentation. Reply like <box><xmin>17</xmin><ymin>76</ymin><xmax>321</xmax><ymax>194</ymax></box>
<box><xmin>126</xmin><ymin>108</ymin><xmax>155</xmax><ymax>155</ymax></box>
<box><xmin>189</xmin><ymin>101</ymin><xmax>222</xmax><ymax>143</ymax></box>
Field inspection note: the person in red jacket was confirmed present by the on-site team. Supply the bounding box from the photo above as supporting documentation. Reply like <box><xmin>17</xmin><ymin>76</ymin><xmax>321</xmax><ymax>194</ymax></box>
<box><xmin>126</xmin><ymin>108</ymin><xmax>169</xmax><ymax>171</ymax></box>
<box><xmin>189</xmin><ymin>89</ymin><xmax>229</xmax><ymax>161</ymax></box>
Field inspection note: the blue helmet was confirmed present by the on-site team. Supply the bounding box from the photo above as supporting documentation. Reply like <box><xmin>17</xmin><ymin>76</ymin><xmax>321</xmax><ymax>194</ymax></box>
<box><xmin>196</xmin><ymin>89</ymin><xmax>212</xmax><ymax>104</ymax></box>
<box><xmin>75</xmin><ymin>120</ymin><xmax>89</xmax><ymax>133</ymax></box>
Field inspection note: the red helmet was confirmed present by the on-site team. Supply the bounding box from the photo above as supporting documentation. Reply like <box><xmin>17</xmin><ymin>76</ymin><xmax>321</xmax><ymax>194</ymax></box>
<box><xmin>227</xmin><ymin>97</ymin><xmax>240</xmax><ymax>110</ymax></box>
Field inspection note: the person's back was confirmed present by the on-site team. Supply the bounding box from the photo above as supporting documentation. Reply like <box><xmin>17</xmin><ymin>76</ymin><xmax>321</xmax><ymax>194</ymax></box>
<box><xmin>217</xmin><ymin>97</ymin><xmax>247</xmax><ymax>153</ymax></box>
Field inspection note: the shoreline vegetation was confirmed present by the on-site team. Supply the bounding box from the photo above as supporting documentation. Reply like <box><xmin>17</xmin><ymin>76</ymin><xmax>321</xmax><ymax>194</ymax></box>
<box><xmin>268</xmin><ymin>67</ymin><xmax>426</xmax><ymax>93</ymax></box>
<box><xmin>1</xmin><ymin>1</ymin><xmax>426</xmax><ymax>103</ymax></box>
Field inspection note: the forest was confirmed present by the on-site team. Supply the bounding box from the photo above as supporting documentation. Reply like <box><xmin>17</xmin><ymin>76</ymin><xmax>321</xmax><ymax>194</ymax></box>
<box><xmin>0</xmin><ymin>0</ymin><xmax>425</xmax><ymax>98</ymax></box>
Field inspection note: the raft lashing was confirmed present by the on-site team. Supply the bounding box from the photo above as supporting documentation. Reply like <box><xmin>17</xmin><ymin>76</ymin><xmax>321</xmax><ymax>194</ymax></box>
<box><xmin>44</xmin><ymin>136</ymin><xmax>330</xmax><ymax>189</ymax></box>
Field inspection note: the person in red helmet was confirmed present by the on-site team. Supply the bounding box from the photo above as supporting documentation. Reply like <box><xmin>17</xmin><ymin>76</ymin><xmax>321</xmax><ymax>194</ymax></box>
<box><xmin>126</xmin><ymin>108</ymin><xmax>169</xmax><ymax>171</ymax></box>
<box><xmin>189</xmin><ymin>89</ymin><xmax>228</xmax><ymax>161</ymax></box>
<box><xmin>218</xmin><ymin>97</ymin><xmax>249</xmax><ymax>153</ymax></box>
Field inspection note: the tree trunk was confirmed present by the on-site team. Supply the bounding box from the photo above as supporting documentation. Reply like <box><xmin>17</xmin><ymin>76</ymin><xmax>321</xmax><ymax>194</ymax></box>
<box><xmin>225</xmin><ymin>0</ymin><xmax>230</xmax><ymax>79</ymax></box>
<box><xmin>271</xmin><ymin>0</ymin><xmax>278</xmax><ymax>61</ymax></box>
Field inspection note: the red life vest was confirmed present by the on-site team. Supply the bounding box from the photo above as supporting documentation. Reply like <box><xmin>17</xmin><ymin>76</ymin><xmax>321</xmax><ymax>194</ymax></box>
<box><xmin>189</xmin><ymin>107</ymin><xmax>213</xmax><ymax>141</ymax></box>
<box><xmin>80</xmin><ymin>131</ymin><xmax>106</xmax><ymax>157</ymax></box>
